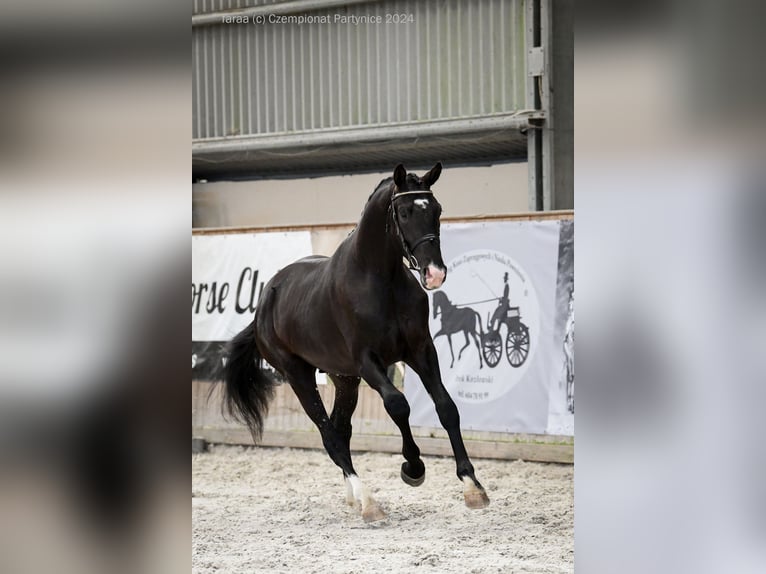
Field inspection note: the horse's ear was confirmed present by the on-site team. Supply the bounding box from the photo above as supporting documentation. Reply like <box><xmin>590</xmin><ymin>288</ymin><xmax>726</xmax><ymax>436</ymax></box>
<box><xmin>393</xmin><ymin>163</ymin><xmax>407</xmax><ymax>189</ymax></box>
<box><xmin>422</xmin><ymin>162</ymin><xmax>442</xmax><ymax>188</ymax></box>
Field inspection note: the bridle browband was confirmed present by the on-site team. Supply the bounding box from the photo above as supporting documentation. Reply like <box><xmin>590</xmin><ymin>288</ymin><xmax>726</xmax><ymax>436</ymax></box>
<box><xmin>388</xmin><ymin>188</ymin><xmax>439</xmax><ymax>271</ymax></box>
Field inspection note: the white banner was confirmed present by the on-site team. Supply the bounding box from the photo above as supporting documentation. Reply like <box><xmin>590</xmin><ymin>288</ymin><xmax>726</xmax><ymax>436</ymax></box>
<box><xmin>404</xmin><ymin>220</ymin><xmax>573</xmax><ymax>436</ymax></box>
<box><xmin>192</xmin><ymin>232</ymin><xmax>313</xmax><ymax>342</ymax></box>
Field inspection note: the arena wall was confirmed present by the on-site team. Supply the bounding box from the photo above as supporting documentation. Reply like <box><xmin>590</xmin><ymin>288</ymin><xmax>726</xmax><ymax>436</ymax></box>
<box><xmin>192</xmin><ymin>211</ymin><xmax>574</xmax><ymax>463</ymax></box>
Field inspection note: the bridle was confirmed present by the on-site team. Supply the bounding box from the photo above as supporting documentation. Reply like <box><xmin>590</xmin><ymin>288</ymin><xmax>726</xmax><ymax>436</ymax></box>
<box><xmin>388</xmin><ymin>188</ymin><xmax>439</xmax><ymax>271</ymax></box>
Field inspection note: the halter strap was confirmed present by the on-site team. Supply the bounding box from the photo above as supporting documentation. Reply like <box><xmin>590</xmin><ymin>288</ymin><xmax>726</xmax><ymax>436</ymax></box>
<box><xmin>391</xmin><ymin>190</ymin><xmax>433</xmax><ymax>200</ymax></box>
<box><xmin>388</xmin><ymin>187</ymin><xmax>438</xmax><ymax>271</ymax></box>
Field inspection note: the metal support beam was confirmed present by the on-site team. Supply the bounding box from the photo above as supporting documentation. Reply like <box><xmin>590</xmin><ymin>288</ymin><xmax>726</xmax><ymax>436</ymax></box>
<box><xmin>547</xmin><ymin>0</ymin><xmax>574</xmax><ymax>210</ymax></box>
<box><xmin>526</xmin><ymin>0</ymin><xmax>544</xmax><ymax>211</ymax></box>
<box><xmin>540</xmin><ymin>0</ymin><xmax>554</xmax><ymax>210</ymax></box>
<box><xmin>526</xmin><ymin>0</ymin><xmax>573</xmax><ymax>211</ymax></box>
<box><xmin>193</xmin><ymin>114</ymin><xmax>533</xmax><ymax>155</ymax></box>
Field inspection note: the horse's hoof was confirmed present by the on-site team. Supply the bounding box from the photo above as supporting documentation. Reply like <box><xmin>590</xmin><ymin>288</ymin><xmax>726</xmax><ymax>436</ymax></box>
<box><xmin>464</xmin><ymin>488</ymin><xmax>490</xmax><ymax>509</ymax></box>
<box><xmin>400</xmin><ymin>462</ymin><xmax>426</xmax><ymax>487</ymax></box>
<box><xmin>362</xmin><ymin>503</ymin><xmax>387</xmax><ymax>523</ymax></box>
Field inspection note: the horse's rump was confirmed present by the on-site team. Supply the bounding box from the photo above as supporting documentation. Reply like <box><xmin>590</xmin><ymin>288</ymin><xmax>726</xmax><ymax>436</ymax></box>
<box><xmin>261</xmin><ymin>255</ymin><xmax>355</xmax><ymax>374</ymax></box>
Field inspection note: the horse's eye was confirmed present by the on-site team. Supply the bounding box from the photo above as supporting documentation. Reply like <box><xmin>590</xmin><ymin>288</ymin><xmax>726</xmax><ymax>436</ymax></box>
<box><xmin>398</xmin><ymin>208</ymin><xmax>408</xmax><ymax>220</ymax></box>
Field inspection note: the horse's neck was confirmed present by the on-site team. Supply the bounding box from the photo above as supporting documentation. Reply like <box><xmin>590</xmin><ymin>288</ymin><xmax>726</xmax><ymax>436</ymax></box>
<box><xmin>348</xmin><ymin>183</ymin><xmax>402</xmax><ymax>273</ymax></box>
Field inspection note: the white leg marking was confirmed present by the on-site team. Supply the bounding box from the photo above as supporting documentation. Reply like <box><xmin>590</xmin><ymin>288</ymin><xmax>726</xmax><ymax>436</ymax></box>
<box><xmin>347</xmin><ymin>475</ymin><xmax>368</xmax><ymax>505</ymax></box>
<box><xmin>461</xmin><ymin>475</ymin><xmax>481</xmax><ymax>494</ymax></box>
<box><xmin>348</xmin><ymin>474</ymin><xmax>386</xmax><ymax>522</ymax></box>
<box><xmin>345</xmin><ymin>476</ymin><xmax>356</xmax><ymax>506</ymax></box>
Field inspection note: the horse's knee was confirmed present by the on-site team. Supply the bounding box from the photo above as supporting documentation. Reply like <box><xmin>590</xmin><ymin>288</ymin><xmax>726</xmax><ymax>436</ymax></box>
<box><xmin>384</xmin><ymin>393</ymin><xmax>410</xmax><ymax>422</ymax></box>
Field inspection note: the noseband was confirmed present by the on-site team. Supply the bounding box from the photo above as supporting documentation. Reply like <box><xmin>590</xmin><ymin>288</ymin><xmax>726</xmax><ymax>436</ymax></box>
<box><xmin>388</xmin><ymin>189</ymin><xmax>439</xmax><ymax>271</ymax></box>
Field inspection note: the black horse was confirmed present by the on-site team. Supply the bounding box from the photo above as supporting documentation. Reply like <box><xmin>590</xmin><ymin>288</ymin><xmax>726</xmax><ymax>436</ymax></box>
<box><xmin>221</xmin><ymin>163</ymin><xmax>489</xmax><ymax>522</ymax></box>
<box><xmin>432</xmin><ymin>291</ymin><xmax>485</xmax><ymax>369</ymax></box>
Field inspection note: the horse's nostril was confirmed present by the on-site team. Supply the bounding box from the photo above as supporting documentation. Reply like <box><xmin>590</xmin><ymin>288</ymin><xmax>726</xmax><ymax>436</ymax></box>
<box><xmin>426</xmin><ymin>264</ymin><xmax>445</xmax><ymax>283</ymax></box>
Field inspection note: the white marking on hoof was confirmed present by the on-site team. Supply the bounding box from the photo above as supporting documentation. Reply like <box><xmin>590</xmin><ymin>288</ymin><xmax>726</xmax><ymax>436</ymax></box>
<box><xmin>348</xmin><ymin>474</ymin><xmax>386</xmax><ymax>522</ymax></box>
<box><xmin>414</xmin><ymin>198</ymin><xmax>430</xmax><ymax>209</ymax></box>
<box><xmin>461</xmin><ymin>476</ymin><xmax>490</xmax><ymax>509</ymax></box>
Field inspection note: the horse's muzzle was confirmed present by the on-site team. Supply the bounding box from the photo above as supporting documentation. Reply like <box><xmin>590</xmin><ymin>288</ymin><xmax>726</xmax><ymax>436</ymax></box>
<box><xmin>422</xmin><ymin>264</ymin><xmax>446</xmax><ymax>290</ymax></box>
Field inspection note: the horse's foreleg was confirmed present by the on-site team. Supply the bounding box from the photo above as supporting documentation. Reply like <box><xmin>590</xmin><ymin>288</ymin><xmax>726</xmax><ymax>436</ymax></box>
<box><xmin>406</xmin><ymin>343</ymin><xmax>489</xmax><ymax>509</ymax></box>
<box><xmin>359</xmin><ymin>354</ymin><xmax>426</xmax><ymax>489</ymax></box>
<box><xmin>328</xmin><ymin>375</ymin><xmax>361</xmax><ymax>506</ymax></box>
<box><xmin>446</xmin><ymin>334</ymin><xmax>455</xmax><ymax>368</ymax></box>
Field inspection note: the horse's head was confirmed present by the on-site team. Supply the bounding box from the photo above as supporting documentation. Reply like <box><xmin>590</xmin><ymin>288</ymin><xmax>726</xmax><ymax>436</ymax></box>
<box><xmin>432</xmin><ymin>290</ymin><xmax>448</xmax><ymax>318</ymax></box>
<box><xmin>391</xmin><ymin>162</ymin><xmax>447</xmax><ymax>290</ymax></box>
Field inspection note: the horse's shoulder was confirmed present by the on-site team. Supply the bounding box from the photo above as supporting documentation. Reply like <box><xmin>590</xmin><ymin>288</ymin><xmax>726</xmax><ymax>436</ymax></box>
<box><xmin>394</xmin><ymin>270</ymin><xmax>428</xmax><ymax>309</ymax></box>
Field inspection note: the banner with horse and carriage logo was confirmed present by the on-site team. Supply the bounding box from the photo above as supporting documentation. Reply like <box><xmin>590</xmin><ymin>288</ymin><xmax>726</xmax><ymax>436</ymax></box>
<box><xmin>404</xmin><ymin>219</ymin><xmax>574</xmax><ymax>436</ymax></box>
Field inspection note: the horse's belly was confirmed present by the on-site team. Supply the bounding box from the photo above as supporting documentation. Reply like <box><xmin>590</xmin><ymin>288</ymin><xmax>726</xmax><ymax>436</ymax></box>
<box><xmin>290</xmin><ymin>312</ymin><xmax>354</xmax><ymax>370</ymax></box>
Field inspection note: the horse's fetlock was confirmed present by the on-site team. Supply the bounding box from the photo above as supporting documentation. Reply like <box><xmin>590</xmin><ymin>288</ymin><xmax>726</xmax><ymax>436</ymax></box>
<box><xmin>456</xmin><ymin>462</ymin><xmax>475</xmax><ymax>480</ymax></box>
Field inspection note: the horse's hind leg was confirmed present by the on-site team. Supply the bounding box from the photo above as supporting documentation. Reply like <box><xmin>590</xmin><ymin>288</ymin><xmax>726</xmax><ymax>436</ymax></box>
<box><xmin>327</xmin><ymin>375</ymin><xmax>361</xmax><ymax>507</ymax></box>
<box><xmin>359</xmin><ymin>354</ymin><xmax>425</xmax><ymax>488</ymax></box>
<box><xmin>256</xmin><ymin>308</ymin><xmax>381</xmax><ymax>521</ymax></box>
<box><xmin>287</xmin><ymin>364</ymin><xmax>384</xmax><ymax>522</ymax></box>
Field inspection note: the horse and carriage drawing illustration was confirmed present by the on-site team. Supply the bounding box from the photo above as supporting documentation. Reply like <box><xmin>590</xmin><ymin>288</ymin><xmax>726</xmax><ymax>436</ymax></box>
<box><xmin>432</xmin><ymin>272</ymin><xmax>531</xmax><ymax>370</ymax></box>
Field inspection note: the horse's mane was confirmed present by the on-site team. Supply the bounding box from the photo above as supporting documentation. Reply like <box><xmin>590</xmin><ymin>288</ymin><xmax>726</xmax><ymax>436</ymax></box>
<box><xmin>367</xmin><ymin>176</ymin><xmax>394</xmax><ymax>203</ymax></box>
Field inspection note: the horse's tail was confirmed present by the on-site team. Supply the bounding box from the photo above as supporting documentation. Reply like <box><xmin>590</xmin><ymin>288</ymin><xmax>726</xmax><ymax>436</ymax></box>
<box><xmin>219</xmin><ymin>317</ymin><xmax>277</xmax><ymax>442</ymax></box>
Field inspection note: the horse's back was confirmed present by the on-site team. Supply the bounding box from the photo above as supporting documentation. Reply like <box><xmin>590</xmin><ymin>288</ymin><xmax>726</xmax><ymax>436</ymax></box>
<box><xmin>266</xmin><ymin>255</ymin><xmax>334</xmax><ymax>309</ymax></box>
<box><xmin>274</xmin><ymin>255</ymin><xmax>330</xmax><ymax>282</ymax></box>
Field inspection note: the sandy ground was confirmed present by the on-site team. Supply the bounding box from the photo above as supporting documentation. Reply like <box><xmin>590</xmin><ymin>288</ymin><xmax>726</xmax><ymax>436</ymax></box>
<box><xmin>193</xmin><ymin>445</ymin><xmax>573</xmax><ymax>574</ymax></box>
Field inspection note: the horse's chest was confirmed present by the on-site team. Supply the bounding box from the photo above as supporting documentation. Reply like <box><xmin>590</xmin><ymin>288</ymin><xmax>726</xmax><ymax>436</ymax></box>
<box><xmin>364</xmin><ymin>305</ymin><xmax>420</xmax><ymax>354</ymax></box>
<box><xmin>350</xmin><ymin>298</ymin><xmax>406</xmax><ymax>341</ymax></box>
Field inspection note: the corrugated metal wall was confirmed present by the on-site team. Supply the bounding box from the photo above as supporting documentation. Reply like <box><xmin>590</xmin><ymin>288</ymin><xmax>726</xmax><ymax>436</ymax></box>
<box><xmin>193</xmin><ymin>0</ymin><xmax>294</xmax><ymax>16</ymax></box>
<box><xmin>192</xmin><ymin>0</ymin><xmax>527</xmax><ymax>141</ymax></box>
